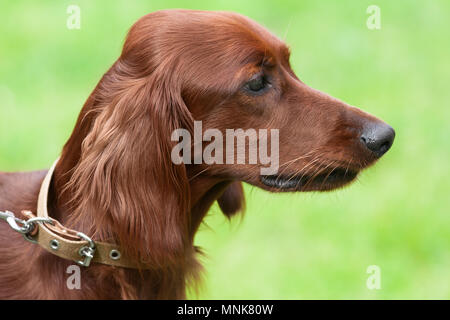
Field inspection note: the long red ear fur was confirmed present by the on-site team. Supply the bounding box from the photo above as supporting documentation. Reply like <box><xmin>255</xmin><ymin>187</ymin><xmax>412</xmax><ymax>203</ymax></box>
<box><xmin>63</xmin><ymin>54</ymin><xmax>193</xmax><ymax>268</ymax></box>
<box><xmin>218</xmin><ymin>182</ymin><xmax>246</xmax><ymax>218</ymax></box>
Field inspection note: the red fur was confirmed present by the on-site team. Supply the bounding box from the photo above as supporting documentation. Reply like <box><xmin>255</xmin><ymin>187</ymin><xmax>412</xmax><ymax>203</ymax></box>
<box><xmin>0</xmin><ymin>10</ymin><xmax>390</xmax><ymax>299</ymax></box>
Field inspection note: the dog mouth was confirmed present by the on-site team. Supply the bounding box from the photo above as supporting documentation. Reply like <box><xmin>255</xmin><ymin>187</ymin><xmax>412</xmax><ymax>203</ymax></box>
<box><xmin>260</xmin><ymin>167</ymin><xmax>359</xmax><ymax>191</ymax></box>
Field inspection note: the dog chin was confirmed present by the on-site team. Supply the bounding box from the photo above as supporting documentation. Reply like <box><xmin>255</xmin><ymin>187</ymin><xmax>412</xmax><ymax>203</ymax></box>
<box><xmin>259</xmin><ymin>168</ymin><xmax>359</xmax><ymax>192</ymax></box>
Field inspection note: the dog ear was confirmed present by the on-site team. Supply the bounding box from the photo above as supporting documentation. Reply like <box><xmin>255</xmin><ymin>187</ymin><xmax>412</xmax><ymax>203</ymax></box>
<box><xmin>64</xmin><ymin>58</ymin><xmax>193</xmax><ymax>268</ymax></box>
<box><xmin>218</xmin><ymin>182</ymin><xmax>246</xmax><ymax>218</ymax></box>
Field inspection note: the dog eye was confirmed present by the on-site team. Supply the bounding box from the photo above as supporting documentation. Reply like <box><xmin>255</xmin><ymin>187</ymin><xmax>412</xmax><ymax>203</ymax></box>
<box><xmin>245</xmin><ymin>75</ymin><xmax>270</xmax><ymax>93</ymax></box>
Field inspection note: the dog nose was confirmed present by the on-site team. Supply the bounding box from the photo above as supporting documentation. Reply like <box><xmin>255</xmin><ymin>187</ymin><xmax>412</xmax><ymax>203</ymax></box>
<box><xmin>360</xmin><ymin>122</ymin><xmax>395</xmax><ymax>157</ymax></box>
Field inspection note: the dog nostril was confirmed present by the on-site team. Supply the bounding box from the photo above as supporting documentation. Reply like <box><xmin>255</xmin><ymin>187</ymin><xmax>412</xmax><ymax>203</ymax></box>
<box><xmin>379</xmin><ymin>140</ymin><xmax>391</xmax><ymax>153</ymax></box>
<box><xmin>360</xmin><ymin>123</ymin><xmax>395</xmax><ymax>158</ymax></box>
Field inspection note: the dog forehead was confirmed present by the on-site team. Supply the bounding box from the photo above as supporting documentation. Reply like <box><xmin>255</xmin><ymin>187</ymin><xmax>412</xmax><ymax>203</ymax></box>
<box><xmin>165</xmin><ymin>10</ymin><xmax>287</xmax><ymax>60</ymax></box>
<box><xmin>208</xmin><ymin>11</ymin><xmax>287</xmax><ymax>58</ymax></box>
<box><xmin>133</xmin><ymin>10</ymin><xmax>289</xmax><ymax>67</ymax></box>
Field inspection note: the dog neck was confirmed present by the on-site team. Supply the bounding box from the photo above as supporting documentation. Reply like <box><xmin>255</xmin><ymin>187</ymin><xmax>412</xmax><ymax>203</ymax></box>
<box><xmin>43</xmin><ymin>147</ymin><xmax>227</xmax><ymax>298</ymax></box>
<box><xmin>51</xmin><ymin>153</ymin><xmax>227</xmax><ymax>236</ymax></box>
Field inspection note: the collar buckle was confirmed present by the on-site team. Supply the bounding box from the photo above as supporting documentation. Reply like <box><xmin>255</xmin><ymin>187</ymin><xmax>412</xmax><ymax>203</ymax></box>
<box><xmin>76</xmin><ymin>232</ymin><xmax>96</xmax><ymax>267</ymax></box>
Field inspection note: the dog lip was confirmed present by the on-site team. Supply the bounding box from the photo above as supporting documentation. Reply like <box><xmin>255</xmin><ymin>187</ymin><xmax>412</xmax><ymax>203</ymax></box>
<box><xmin>260</xmin><ymin>175</ymin><xmax>304</xmax><ymax>190</ymax></box>
<box><xmin>260</xmin><ymin>167</ymin><xmax>359</xmax><ymax>191</ymax></box>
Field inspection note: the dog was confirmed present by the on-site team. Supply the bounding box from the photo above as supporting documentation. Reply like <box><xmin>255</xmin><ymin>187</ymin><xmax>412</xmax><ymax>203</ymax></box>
<box><xmin>0</xmin><ymin>9</ymin><xmax>394</xmax><ymax>299</ymax></box>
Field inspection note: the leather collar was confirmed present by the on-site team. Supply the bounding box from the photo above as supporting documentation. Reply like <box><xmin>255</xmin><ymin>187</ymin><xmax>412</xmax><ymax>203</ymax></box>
<box><xmin>23</xmin><ymin>158</ymin><xmax>149</xmax><ymax>269</ymax></box>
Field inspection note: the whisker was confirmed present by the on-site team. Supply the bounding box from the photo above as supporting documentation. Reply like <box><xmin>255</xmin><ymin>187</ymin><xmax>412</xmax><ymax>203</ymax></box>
<box><xmin>277</xmin><ymin>149</ymin><xmax>317</xmax><ymax>173</ymax></box>
<box><xmin>288</xmin><ymin>157</ymin><xmax>327</xmax><ymax>190</ymax></box>
<box><xmin>280</xmin><ymin>156</ymin><xmax>320</xmax><ymax>185</ymax></box>
<box><xmin>288</xmin><ymin>156</ymin><xmax>324</xmax><ymax>184</ymax></box>
<box><xmin>303</xmin><ymin>159</ymin><xmax>330</xmax><ymax>190</ymax></box>
<box><xmin>189</xmin><ymin>167</ymin><xmax>210</xmax><ymax>181</ymax></box>
<box><xmin>319</xmin><ymin>160</ymin><xmax>338</xmax><ymax>190</ymax></box>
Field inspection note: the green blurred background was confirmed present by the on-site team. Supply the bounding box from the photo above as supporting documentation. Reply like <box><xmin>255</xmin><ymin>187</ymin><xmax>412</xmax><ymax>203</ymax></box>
<box><xmin>0</xmin><ymin>0</ymin><xmax>449</xmax><ymax>299</ymax></box>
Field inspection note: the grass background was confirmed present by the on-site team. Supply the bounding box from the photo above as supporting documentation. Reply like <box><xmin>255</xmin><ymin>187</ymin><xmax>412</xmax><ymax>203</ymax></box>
<box><xmin>1</xmin><ymin>0</ymin><xmax>449</xmax><ymax>299</ymax></box>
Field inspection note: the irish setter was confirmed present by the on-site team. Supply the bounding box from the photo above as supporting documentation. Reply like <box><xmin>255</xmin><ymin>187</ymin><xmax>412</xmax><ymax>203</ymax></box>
<box><xmin>0</xmin><ymin>9</ymin><xmax>394</xmax><ymax>299</ymax></box>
